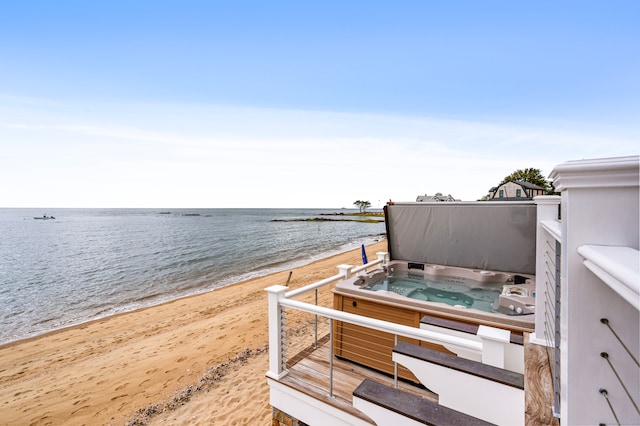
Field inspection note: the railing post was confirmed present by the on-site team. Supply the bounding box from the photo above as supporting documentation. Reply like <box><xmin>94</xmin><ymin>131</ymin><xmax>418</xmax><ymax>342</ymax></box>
<box><xmin>265</xmin><ymin>285</ymin><xmax>289</xmax><ymax>380</ymax></box>
<box><xmin>314</xmin><ymin>288</ymin><xmax>318</xmax><ymax>349</ymax></box>
<box><xmin>337</xmin><ymin>264</ymin><xmax>353</xmax><ymax>279</ymax></box>
<box><xmin>329</xmin><ymin>319</ymin><xmax>334</xmax><ymax>398</ymax></box>
<box><xmin>477</xmin><ymin>325</ymin><xmax>510</xmax><ymax>368</ymax></box>
<box><xmin>533</xmin><ymin>195</ymin><xmax>561</xmax><ymax>346</ymax></box>
<box><xmin>549</xmin><ymin>156</ymin><xmax>639</xmax><ymax>425</ymax></box>
<box><xmin>394</xmin><ymin>334</ymin><xmax>399</xmax><ymax>389</ymax></box>
<box><xmin>376</xmin><ymin>252</ymin><xmax>388</xmax><ymax>265</ymax></box>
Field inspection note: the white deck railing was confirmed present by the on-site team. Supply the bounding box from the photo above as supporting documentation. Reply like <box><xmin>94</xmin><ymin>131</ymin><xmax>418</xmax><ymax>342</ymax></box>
<box><xmin>533</xmin><ymin>195</ymin><xmax>562</xmax><ymax>417</ymax></box>
<box><xmin>266</xmin><ymin>253</ymin><xmax>516</xmax><ymax>395</ymax></box>
<box><xmin>533</xmin><ymin>196</ymin><xmax>562</xmax><ymax>349</ymax></box>
<box><xmin>266</xmin><ymin>155</ymin><xmax>639</xmax><ymax>426</ymax></box>
<box><xmin>545</xmin><ymin>155</ymin><xmax>639</xmax><ymax>426</ymax></box>
<box><xmin>578</xmin><ymin>245</ymin><xmax>639</xmax><ymax>307</ymax></box>
<box><xmin>577</xmin><ymin>244</ymin><xmax>640</xmax><ymax>425</ymax></box>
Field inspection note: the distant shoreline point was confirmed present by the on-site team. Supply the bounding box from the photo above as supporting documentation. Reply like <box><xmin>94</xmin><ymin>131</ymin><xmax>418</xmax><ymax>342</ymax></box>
<box><xmin>272</xmin><ymin>212</ymin><xmax>384</xmax><ymax>223</ymax></box>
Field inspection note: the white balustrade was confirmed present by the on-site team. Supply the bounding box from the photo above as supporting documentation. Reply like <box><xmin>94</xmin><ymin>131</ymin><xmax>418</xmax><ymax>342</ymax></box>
<box><xmin>548</xmin><ymin>155</ymin><xmax>639</xmax><ymax>426</ymax></box>
<box><xmin>266</xmin><ymin>257</ymin><xmax>516</xmax><ymax>393</ymax></box>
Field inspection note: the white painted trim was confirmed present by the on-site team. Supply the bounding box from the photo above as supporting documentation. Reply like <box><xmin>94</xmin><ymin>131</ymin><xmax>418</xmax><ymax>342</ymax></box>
<box><xmin>393</xmin><ymin>352</ymin><xmax>524</xmax><ymax>425</ymax></box>
<box><xmin>534</xmin><ymin>195</ymin><xmax>562</xmax><ymax>205</ymax></box>
<box><xmin>420</xmin><ymin>323</ymin><xmax>525</xmax><ymax>373</ymax></box>
<box><xmin>266</xmin><ymin>370</ymin><xmax>289</xmax><ymax>381</ymax></box>
<box><xmin>352</xmin><ymin>396</ymin><xmax>423</xmax><ymax>426</ymax></box>
<box><xmin>265</xmin><ymin>285</ymin><xmax>288</xmax><ymax>378</ymax></box>
<box><xmin>268</xmin><ymin>378</ymin><xmax>373</xmax><ymax>426</ymax></box>
<box><xmin>528</xmin><ymin>333</ymin><xmax>553</xmax><ymax>347</ymax></box>
<box><xmin>578</xmin><ymin>245</ymin><xmax>640</xmax><ymax>309</ymax></box>
<box><xmin>478</xmin><ymin>325</ymin><xmax>510</xmax><ymax>368</ymax></box>
<box><xmin>541</xmin><ymin>219</ymin><xmax>562</xmax><ymax>242</ymax></box>
<box><xmin>534</xmin><ymin>195</ymin><xmax>561</xmax><ymax>355</ymax></box>
<box><xmin>550</xmin><ymin>155</ymin><xmax>639</xmax><ymax>191</ymax></box>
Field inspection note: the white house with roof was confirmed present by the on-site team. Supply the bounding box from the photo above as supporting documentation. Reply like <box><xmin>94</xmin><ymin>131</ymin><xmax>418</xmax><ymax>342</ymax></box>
<box><xmin>488</xmin><ymin>180</ymin><xmax>547</xmax><ymax>201</ymax></box>
<box><xmin>416</xmin><ymin>192</ymin><xmax>459</xmax><ymax>202</ymax></box>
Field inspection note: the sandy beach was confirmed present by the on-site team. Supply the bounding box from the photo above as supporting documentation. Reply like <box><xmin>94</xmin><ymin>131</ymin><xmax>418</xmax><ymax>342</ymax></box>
<box><xmin>0</xmin><ymin>240</ymin><xmax>387</xmax><ymax>425</ymax></box>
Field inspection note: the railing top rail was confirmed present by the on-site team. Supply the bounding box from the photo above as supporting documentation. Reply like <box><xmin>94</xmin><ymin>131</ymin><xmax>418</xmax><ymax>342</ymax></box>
<box><xmin>541</xmin><ymin>219</ymin><xmax>562</xmax><ymax>242</ymax></box>
<box><xmin>578</xmin><ymin>244</ymin><xmax>640</xmax><ymax>309</ymax></box>
<box><xmin>284</xmin><ymin>257</ymin><xmax>385</xmax><ymax>299</ymax></box>
<box><xmin>280</xmin><ymin>297</ymin><xmax>482</xmax><ymax>354</ymax></box>
<box><xmin>350</xmin><ymin>258</ymin><xmax>384</xmax><ymax>275</ymax></box>
<box><xmin>285</xmin><ymin>273</ymin><xmax>344</xmax><ymax>299</ymax></box>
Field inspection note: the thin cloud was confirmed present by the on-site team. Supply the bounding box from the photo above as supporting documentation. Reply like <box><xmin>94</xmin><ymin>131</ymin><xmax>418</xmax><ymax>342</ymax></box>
<box><xmin>1</xmin><ymin>99</ymin><xmax>637</xmax><ymax>207</ymax></box>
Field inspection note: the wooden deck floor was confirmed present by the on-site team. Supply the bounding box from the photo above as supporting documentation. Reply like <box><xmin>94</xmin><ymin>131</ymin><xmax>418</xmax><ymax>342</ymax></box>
<box><xmin>279</xmin><ymin>335</ymin><xmax>438</xmax><ymax>424</ymax></box>
<box><xmin>277</xmin><ymin>333</ymin><xmax>558</xmax><ymax>425</ymax></box>
<box><xmin>524</xmin><ymin>333</ymin><xmax>560</xmax><ymax>426</ymax></box>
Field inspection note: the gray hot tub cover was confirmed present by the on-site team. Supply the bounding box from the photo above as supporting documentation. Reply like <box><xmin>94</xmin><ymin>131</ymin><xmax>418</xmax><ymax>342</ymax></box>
<box><xmin>384</xmin><ymin>202</ymin><xmax>536</xmax><ymax>275</ymax></box>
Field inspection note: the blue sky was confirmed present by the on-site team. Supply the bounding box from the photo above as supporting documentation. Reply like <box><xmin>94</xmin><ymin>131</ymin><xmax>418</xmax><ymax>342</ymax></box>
<box><xmin>1</xmin><ymin>1</ymin><xmax>638</xmax><ymax>208</ymax></box>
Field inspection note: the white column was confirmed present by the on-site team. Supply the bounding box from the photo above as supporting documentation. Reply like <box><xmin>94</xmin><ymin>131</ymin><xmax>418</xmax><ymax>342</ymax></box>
<box><xmin>550</xmin><ymin>156</ymin><xmax>639</xmax><ymax>426</ymax></box>
<box><xmin>532</xmin><ymin>195</ymin><xmax>561</xmax><ymax>346</ymax></box>
<box><xmin>265</xmin><ymin>285</ymin><xmax>289</xmax><ymax>380</ymax></box>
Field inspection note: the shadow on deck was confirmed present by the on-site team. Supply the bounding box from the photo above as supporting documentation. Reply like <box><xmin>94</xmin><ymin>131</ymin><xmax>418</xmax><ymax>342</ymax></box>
<box><xmin>279</xmin><ymin>334</ymin><xmax>438</xmax><ymax>424</ymax></box>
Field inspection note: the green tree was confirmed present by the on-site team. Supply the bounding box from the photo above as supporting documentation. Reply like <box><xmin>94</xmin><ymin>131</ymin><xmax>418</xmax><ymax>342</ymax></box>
<box><xmin>353</xmin><ymin>200</ymin><xmax>371</xmax><ymax>213</ymax></box>
<box><xmin>499</xmin><ymin>168</ymin><xmax>552</xmax><ymax>191</ymax></box>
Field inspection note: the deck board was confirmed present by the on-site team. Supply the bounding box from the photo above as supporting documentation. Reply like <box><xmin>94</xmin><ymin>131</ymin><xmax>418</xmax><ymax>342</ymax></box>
<box><xmin>279</xmin><ymin>337</ymin><xmax>438</xmax><ymax>423</ymax></box>
<box><xmin>524</xmin><ymin>333</ymin><xmax>560</xmax><ymax>426</ymax></box>
<box><xmin>277</xmin><ymin>332</ymin><xmax>556</xmax><ymax>425</ymax></box>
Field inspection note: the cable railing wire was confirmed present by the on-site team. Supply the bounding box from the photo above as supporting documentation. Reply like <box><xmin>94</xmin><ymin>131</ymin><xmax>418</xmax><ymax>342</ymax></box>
<box><xmin>600</xmin><ymin>352</ymin><xmax>640</xmax><ymax>416</ymax></box>
<box><xmin>599</xmin><ymin>388</ymin><xmax>621</xmax><ymax>426</ymax></box>
<box><xmin>552</xmin><ymin>239</ymin><xmax>562</xmax><ymax>418</ymax></box>
<box><xmin>543</xmin><ymin>311</ymin><xmax>556</xmax><ymax>380</ymax></box>
<box><xmin>286</xmin><ymin>312</ymin><xmax>407</xmax><ymax>368</ymax></box>
<box><xmin>601</xmin><ymin>318</ymin><xmax>640</xmax><ymax>368</ymax></box>
<box><xmin>283</xmin><ymin>312</ymin><xmax>414</xmax><ymax>397</ymax></box>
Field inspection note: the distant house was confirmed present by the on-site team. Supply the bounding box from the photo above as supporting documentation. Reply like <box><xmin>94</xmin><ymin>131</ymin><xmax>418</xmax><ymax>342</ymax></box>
<box><xmin>416</xmin><ymin>192</ymin><xmax>459</xmax><ymax>202</ymax></box>
<box><xmin>488</xmin><ymin>180</ymin><xmax>547</xmax><ymax>201</ymax></box>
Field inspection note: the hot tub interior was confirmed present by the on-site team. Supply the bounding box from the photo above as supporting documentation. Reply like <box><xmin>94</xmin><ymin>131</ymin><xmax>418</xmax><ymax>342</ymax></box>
<box><xmin>332</xmin><ymin>260</ymin><xmax>535</xmax><ymax>383</ymax></box>
<box><xmin>349</xmin><ymin>261</ymin><xmax>535</xmax><ymax>316</ymax></box>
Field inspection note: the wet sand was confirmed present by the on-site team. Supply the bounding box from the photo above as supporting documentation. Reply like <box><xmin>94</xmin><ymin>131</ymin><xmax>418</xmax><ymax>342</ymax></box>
<box><xmin>0</xmin><ymin>241</ymin><xmax>387</xmax><ymax>425</ymax></box>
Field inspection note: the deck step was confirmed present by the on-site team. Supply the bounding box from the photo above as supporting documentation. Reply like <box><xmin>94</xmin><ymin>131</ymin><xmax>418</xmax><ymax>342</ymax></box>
<box><xmin>353</xmin><ymin>379</ymin><xmax>495</xmax><ymax>426</ymax></box>
<box><xmin>393</xmin><ymin>342</ymin><xmax>524</xmax><ymax>425</ymax></box>
<box><xmin>420</xmin><ymin>315</ymin><xmax>524</xmax><ymax>373</ymax></box>
<box><xmin>394</xmin><ymin>341</ymin><xmax>524</xmax><ymax>389</ymax></box>
<box><xmin>420</xmin><ymin>315</ymin><xmax>524</xmax><ymax>345</ymax></box>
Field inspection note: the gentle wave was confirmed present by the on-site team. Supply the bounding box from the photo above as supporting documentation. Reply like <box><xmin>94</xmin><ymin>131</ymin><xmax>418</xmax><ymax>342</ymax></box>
<box><xmin>0</xmin><ymin>208</ymin><xmax>385</xmax><ymax>345</ymax></box>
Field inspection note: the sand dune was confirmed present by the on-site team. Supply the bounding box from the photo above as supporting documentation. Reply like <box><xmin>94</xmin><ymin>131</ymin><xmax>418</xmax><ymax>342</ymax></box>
<box><xmin>0</xmin><ymin>241</ymin><xmax>387</xmax><ymax>425</ymax></box>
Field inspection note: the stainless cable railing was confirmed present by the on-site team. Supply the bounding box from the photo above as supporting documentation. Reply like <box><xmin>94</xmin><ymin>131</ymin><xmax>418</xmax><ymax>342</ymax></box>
<box><xmin>597</xmin><ymin>317</ymin><xmax>640</xmax><ymax>425</ymax></box>
<box><xmin>576</xmin><ymin>242</ymin><xmax>640</xmax><ymax>426</ymax></box>
<box><xmin>600</xmin><ymin>351</ymin><xmax>640</xmax><ymax>416</ymax></box>
<box><xmin>601</xmin><ymin>318</ymin><xmax>640</xmax><ymax>368</ymax></box>
<box><xmin>267</xmin><ymin>255</ymin><xmax>507</xmax><ymax>405</ymax></box>
<box><xmin>540</xmin><ymin>223</ymin><xmax>562</xmax><ymax>419</ymax></box>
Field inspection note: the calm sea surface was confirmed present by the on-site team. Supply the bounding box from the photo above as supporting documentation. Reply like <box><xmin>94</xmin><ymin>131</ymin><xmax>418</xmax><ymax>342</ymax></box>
<box><xmin>0</xmin><ymin>208</ymin><xmax>385</xmax><ymax>345</ymax></box>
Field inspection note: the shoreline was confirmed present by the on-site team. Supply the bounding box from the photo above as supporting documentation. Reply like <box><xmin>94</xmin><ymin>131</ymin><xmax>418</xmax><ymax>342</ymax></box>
<box><xmin>0</xmin><ymin>240</ymin><xmax>388</xmax><ymax>425</ymax></box>
<box><xmin>0</xmin><ymin>234</ymin><xmax>385</xmax><ymax>347</ymax></box>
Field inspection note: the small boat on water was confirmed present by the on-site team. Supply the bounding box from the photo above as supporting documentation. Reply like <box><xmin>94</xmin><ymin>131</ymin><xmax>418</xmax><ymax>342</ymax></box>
<box><xmin>34</xmin><ymin>214</ymin><xmax>55</xmax><ymax>220</ymax></box>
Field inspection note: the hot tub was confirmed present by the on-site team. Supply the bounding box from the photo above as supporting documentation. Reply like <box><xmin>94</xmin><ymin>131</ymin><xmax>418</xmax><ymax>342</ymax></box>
<box><xmin>336</xmin><ymin>260</ymin><xmax>535</xmax><ymax>328</ymax></box>
<box><xmin>332</xmin><ymin>260</ymin><xmax>535</xmax><ymax>380</ymax></box>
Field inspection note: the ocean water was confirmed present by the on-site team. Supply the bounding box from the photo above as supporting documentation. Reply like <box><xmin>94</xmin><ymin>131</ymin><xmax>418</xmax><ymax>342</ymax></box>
<box><xmin>0</xmin><ymin>208</ymin><xmax>385</xmax><ymax>345</ymax></box>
